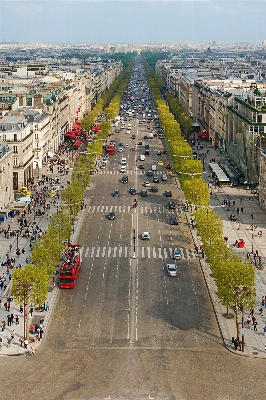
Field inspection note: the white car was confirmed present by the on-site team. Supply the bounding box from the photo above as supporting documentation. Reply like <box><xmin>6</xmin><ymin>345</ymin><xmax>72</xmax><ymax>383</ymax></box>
<box><xmin>118</xmin><ymin>148</ymin><xmax>123</xmax><ymax>152</ymax></box>
<box><xmin>142</xmin><ymin>232</ymin><xmax>150</xmax><ymax>240</ymax></box>
<box><xmin>124</xmin><ymin>144</ymin><xmax>129</xmax><ymax>148</ymax></box>
<box><xmin>126</xmin><ymin>130</ymin><xmax>130</xmax><ymax>135</ymax></box>
<box><xmin>121</xmin><ymin>158</ymin><xmax>127</xmax><ymax>165</ymax></box>
<box><xmin>144</xmin><ymin>182</ymin><xmax>150</xmax><ymax>187</ymax></box>
<box><xmin>120</xmin><ymin>166</ymin><xmax>126</xmax><ymax>173</ymax></box>
<box><xmin>166</xmin><ymin>264</ymin><xmax>178</xmax><ymax>277</ymax></box>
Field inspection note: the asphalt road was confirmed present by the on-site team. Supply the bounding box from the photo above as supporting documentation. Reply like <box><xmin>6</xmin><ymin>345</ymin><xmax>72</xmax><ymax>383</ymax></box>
<box><xmin>1</xmin><ymin>96</ymin><xmax>266</xmax><ymax>400</ymax></box>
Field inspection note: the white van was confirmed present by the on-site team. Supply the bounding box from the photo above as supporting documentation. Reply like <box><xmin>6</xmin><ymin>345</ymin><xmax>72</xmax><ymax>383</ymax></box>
<box><xmin>151</xmin><ymin>165</ymin><xmax>157</xmax><ymax>171</ymax></box>
<box><xmin>139</xmin><ymin>155</ymin><xmax>145</xmax><ymax>161</ymax></box>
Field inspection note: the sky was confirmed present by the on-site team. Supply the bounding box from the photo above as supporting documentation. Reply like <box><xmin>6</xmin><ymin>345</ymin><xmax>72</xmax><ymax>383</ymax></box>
<box><xmin>0</xmin><ymin>0</ymin><xmax>265</xmax><ymax>45</ymax></box>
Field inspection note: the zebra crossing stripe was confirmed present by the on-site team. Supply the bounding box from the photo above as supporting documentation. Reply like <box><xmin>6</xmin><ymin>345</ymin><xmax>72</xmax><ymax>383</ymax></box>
<box><xmin>114</xmin><ymin>206</ymin><xmax>117</xmax><ymax>211</ymax></box>
<box><xmin>108</xmin><ymin>247</ymin><xmax>112</xmax><ymax>257</ymax></box>
<box><xmin>158</xmin><ymin>247</ymin><xmax>162</xmax><ymax>258</ymax></box>
<box><xmin>185</xmin><ymin>248</ymin><xmax>190</xmax><ymax>259</ymax></box>
<box><xmin>142</xmin><ymin>247</ymin><xmax>145</xmax><ymax>258</ymax></box>
<box><xmin>113</xmin><ymin>247</ymin><xmax>117</xmax><ymax>257</ymax></box>
<box><xmin>147</xmin><ymin>247</ymin><xmax>150</xmax><ymax>258</ymax></box>
<box><xmin>102</xmin><ymin>247</ymin><xmax>106</xmax><ymax>257</ymax></box>
<box><xmin>91</xmin><ymin>247</ymin><xmax>95</xmax><ymax>257</ymax></box>
<box><xmin>96</xmin><ymin>247</ymin><xmax>100</xmax><ymax>257</ymax></box>
<box><xmin>169</xmin><ymin>248</ymin><xmax>173</xmax><ymax>258</ymax></box>
<box><xmin>119</xmin><ymin>247</ymin><xmax>123</xmax><ymax>257</ymax></box>
<box><xmin>180</xmin><ymin>248</ymin><xmax>185</xmax><ymax>259</ymax></box>
<box><xmin>125</xmin><ymin>247</ymin><xmax>128</xmax><ymax>257</ymax></box>
<box><xmin>153</xmin><ymin>247</ymin><xmax>156</xmax><ymax>258</ymax></box>
<box><xmin>85</xmin><ymin>247</ymin><xmax>90</xmax><ymax>257</ymax></box>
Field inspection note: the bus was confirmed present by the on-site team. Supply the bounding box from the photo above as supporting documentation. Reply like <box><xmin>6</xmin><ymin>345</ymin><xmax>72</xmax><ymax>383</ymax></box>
<box><xmin>59</xmin><ymin>244</ymin><xmax>81</xmax><ymax>289</ymax></box>
<box><xmin>106</xmin><ymin>144</ymin><xmax>115</xmax><ymax>155</ymax></box>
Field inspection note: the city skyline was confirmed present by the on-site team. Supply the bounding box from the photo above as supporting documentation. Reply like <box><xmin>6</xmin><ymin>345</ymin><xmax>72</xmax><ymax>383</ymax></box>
<box><xmin>0</xmin><ymin>1</ymin><xmax>265</xmax><ymax>45</ymax></box>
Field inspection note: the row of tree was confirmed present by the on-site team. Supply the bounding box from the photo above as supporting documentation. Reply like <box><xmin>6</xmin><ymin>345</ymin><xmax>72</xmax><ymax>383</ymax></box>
<box><xmin>144</xmin><ymin>59</ymin><xmax>255</xmax><ymax>336</ymax></box>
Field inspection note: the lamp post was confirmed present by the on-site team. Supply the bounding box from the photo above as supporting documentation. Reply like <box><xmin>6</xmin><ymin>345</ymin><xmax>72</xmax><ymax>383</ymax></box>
<box><xmin>16</xmin><ymin>283</ymin><xmax>34</xmax><ymax>342</ymax></box>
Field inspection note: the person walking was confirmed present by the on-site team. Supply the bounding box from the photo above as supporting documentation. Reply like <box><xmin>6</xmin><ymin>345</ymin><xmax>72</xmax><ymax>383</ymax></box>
<box><xmin>263</xmin><ymin>326</ymin><xmax>266</xmax><ymax>337</ymax></box>
<box><xmin>15</xmin><ymin>315</ymin><xmax>19</xmax><ymax>325</ymax></box>
<box><xmin>251</xmin><ymin>212</ymin><xmax>254</xmax><ymax>219</ymax></box>
<box><xmin>253</xmin><ymin>320</ymin><xmax>258</xmax><ymax>331</ymax></box>
<box><xmin>7</xmin><ymin>315</ymin><xmax>12</xmax><ymax>326</ymax></box>
<box><xmin>1</xmin><ymin>321</ymin><xmax>5</xmax><ymax>331</ymax></box>
<box><xmin>233</xmin><ymin>337</ymin><xmax>239</xmax><ymax>351</ymax></box>
<box><xmin>45</xmin><ymin>301</ymin><xmax>49</xmax><ymax>311</ymax></box>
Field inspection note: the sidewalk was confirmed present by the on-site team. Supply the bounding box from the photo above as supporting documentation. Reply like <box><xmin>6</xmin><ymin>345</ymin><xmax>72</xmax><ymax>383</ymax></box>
<box><xmin>0</xmin><ymin>146</ymin><xmax>85</xmax><ymax>355</ymax></box>
<box><xmin>188</xmin><ymin>139</ymin><xmax>266</xmax><ymax>358</ymax></box>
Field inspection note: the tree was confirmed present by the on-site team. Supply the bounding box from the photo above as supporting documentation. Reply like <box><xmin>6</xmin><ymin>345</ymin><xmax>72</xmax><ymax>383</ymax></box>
<box><xmin>182</xmin><ymin>178</ymin><xmax>210</xmax><ymax>206</ymax></box>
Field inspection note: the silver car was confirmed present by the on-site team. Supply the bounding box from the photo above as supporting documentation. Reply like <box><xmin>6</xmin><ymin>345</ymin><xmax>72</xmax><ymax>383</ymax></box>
<box><xmin>173</xmin><ymin>249</ymin><xmax>181</xmax><ymax>260</ymax></box>
<box><xmin>166</xmin><ymin>264</ymin><xmax>178</xmax><ymax>277</ymax></box>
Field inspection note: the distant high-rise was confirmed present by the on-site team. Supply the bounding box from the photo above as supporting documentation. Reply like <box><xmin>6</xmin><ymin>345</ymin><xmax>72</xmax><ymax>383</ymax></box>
<box><xmin>212</xmin><ymin>41</ymin><xmax>216</xmax><ymax>46</ymax></box>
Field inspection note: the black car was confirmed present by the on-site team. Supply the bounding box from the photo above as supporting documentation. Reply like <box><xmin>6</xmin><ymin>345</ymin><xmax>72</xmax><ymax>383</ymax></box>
<box><xmin>147</xmin><ymin>170</ymin><xmax>153</xmax><ymax>176</ymax></box>
<box><xmin>119</xmin><ymin>142</ymin><xmax>123</xmax><ymax>146</ymax></box>
<box><xmin>143</xmin><ymin>135</ymin><xmax>148</xmax><ymax>139</ymax></box>
<box><xmin>153</xmin><ymin>176</ymin><xmax>159</xmax><ymax>183</ymax></box>
<box><xmin>139</xmin><ymin>164</ymin><xmax>145</xmax><ymax>169</ymax></box>
<box><xmin>170</xmin><ymin>216</ymin><xmax>178</xmax><ymax>225</ymax></box>
<box><xmin>108</xmin><ymin>211</ymin><xmax>115</xmax><ymax>220</ymax></box>
<box><xmin>113</xmin><ymin>190</ymin><xmax>120</xmax><ymax>197</ymax></box>
<box><xmin>130</xmin><ymin>188</ymin><xmax>137</xmax><ymax>195</ymax></box>
<box><xmin>144</xmin><ymin>150</ymin><xmax>150</xmax><ymax>155</ymax></box>
<box><xmin>156</xmin><ymin>151</ymin><xmax>162</xmax><ymax>156</ymax></box>
<box><xmin>121</xmin><ymin>175</ymin><xmax>128</xmax><ymax>184</ymax></box>
<box><xmin>165</xmin><ymin>190</ymin><xmax>172</xmax><ymax>197</ymax></box>
<box><xmin>168</xmin><ymin>201</ymin><xmax>176</xmax><ymax>209</ymax></box>
<box><xmin>151</xmin><ymin>186</ymin><xmax>158</xmax><ymax>193</ymax></box>
<box><xmin>137</xmin><ymin>141</ymin><xmax>143</xmax><ymax>145</ymax></box>
<box><xmin>162</xmin><ymin>150</ymin><xmax>168</xmax><ymax>154</ymax></box>
<box><xmin>141</xmin><ymin>189</ymin><xmax>147</xmax><ymax>197</ymax></box>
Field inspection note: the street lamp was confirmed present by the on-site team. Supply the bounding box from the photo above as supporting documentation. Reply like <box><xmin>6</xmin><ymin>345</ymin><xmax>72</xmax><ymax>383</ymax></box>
<box><xmin>16</xmin><ymin>283</ymin><xmax>34</xmax><ymax>342</ymax></box>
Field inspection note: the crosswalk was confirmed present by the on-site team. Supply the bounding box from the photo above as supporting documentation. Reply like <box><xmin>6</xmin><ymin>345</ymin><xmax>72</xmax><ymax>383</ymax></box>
<box><xmin>86</xmin><ymin>205</ymin><xmax>182</xmax><ymax>214</ymax></box>
<box><xmin>83</xmin><ymin>246</ymin><xmax>197</xmax><ymax>260</ymax></box>
<box><xmin>97</xmin><ymin>169</ymin><xmax>169</xmax><ymax>175</ymax></box>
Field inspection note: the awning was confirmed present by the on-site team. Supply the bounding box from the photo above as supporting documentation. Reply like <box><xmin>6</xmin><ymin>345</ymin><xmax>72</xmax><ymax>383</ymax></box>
<box><xmin>209</xmin><ymin>163</ymin><xmax>230</xmax><ymax>183</ymax></box>
<box><xmin>197</xmin><ymin>132</ymin><xmax>209</xmax><ymax>138</ymax></box>
<box><xmin>48</xmin><ymin>151</ymin><xmax>55</xmax><ymax>157</ymax></box>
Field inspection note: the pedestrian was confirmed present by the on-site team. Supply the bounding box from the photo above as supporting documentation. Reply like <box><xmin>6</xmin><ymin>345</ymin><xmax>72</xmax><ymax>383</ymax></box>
<box><xmin>7</xmin><ymin>315</ymin><xmax>11</xmax><ymax>326</ymax></box>
<box><xmin>241</xmin><ymin>207</ymin><xmax>243</xmax><ymax>213</ymax></box>
<box><xmin>1</xmin><ymin>320</ymin><xmax>5</xmax><ymax>331</ymax></box>
<box><xmin>15</xmin><ymin>315</ymin><xmax>19</xmax><ymax>325</ymax></box>
<box><xmin>259</xmin><ymin>307</ymin><xmax>263</xmax><ymax>315</ymax></box>
<box><xmin>195</xmin><ymin>245</ymin><xmax>199</xmax><ymax>254</ymax></box>
<box><xmin>253</xmin><ymin>320</ymin><xmax>258</xmax><ymax>331</ymax></box>
<box><xmin>19</xmin><ymin>337</ymin><xmax>23</xmax><ymax>347</ymax></box>
<box><xmin>45</xmin><ymin>301</ymin><xmax>49</xmax><ymax>311</ymax></box>
<box><xmin>22</xmin><ymin>248</ymin><xmax>25</xmax><ymax>254</ymax></box>
<box><xmin>238</xmin><ymin>340</ymin><xmax>242</xmax><ymax>351</ymax></box>
<box><xmin>19</xmin><ymin>304</ymin><xmax>23</xmax><ymax>313</ymax></box>
<box><xmin>10</xmin><ymin>313</ymin><xmax>14</xmax><ymax>324</ymax></box>
<box><xmin>29</xmin><ymin>307</ymin><xmax>33</xmax><ymax>317</ymax></box>
<box><xmin>4</xmin><ymin>302</ymin><xmax>7</xmax><ymax>311</ymax></box>
<box><xmin>6</xmin><ymin>302</ymin><xmax>10</xmax><ymax>312</ymax></box>
<box><xmin>233</xmin><ymin>337</ymin><xmax>239</xmax><ymax>351</ymax></box>
<box><xmin>24</xmin><ymin>339</ymin><xmax>28</xmax><ymax>349</ymax></box>
<box><xmin>7</xmin><ymin>337</ymin><xmax>12</xmax><ymax>348</ymax></box>
<box><xmin>251</xmin><ymin>213</ymin><xmax>254</xmax><ymax>219</ymax></box>
<box><xmin>10</xmin><ymin>330</ymin><xmax>15</xmax><ymax>340</ymax></box>
<box><xmin>263</xmin><ymin>326</ymin><xmax>266</xmax><ymax>337</ymax></box>
<box><xmin>256</xmin><ymin>249</ymin><xmax>259</xmax><ymax>257</ymax></box>
<box><xmin>39</xmin><ymin>327</ymin><xmax>44</xmax><ymax>339</ymax></box>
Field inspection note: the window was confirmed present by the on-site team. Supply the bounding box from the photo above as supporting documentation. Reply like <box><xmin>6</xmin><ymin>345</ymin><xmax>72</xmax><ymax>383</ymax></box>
<box><xmin>13</xmin><ymin>157</ymin><xmax>18</xmax><ymax>166</ymax></box>
<box><xmin>35</xmin><ymin>142</ymin><xmax>39</xmax><ymax>149</ymax></box>
<box><xmin>2</xmin><ymin>134</ymin><xmax>6</xmax><ymax>141</ymax></box>
<box><xmin>14</xmin><ymin>134</ymin><xmax>17</xmax><ymax>141</ymax></box>
<box><xmin>35</xmin><ymin>133</ymin><xmax>38</xmax><ymax>140</ymax></box>
<box><xmin>13</xmin><ymin>146</ymin><xmax>18</xmax><ymax>154</ymax></box>
<box><xmin>257</xmin><ymin>115</ymin><xmax>262</xmax><ymax>123</ymax></box>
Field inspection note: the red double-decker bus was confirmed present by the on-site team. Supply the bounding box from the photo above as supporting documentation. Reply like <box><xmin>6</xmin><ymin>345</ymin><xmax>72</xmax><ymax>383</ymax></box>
<box><xmin>59</xmin><ymin>244</ymin><xmax>82</xmax><ymax>289</ymax></box>
<box><xmin>106</xmin><ymin>144</ymin><xmax>115</xmax><ymax>155</ymax></box>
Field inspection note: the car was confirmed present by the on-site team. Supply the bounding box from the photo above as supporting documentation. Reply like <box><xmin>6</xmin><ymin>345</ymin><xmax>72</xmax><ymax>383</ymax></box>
<box><xmin>130</xmin><ymin>147</ymin><xmax>136</xmax><ymax>151</ymax></box>
<box><xmin>147</xmin><ymin>125</ymin><xmax>151</xmax><ymax>129</ymax></box>
<box><xmin>126</xmin><ymin>130</ymin><xmax>130</xmax><ymax>135</ymax></box>
<box><xmin>108</xmin><ymin>211</ymin><xmax>115</xmax><ymax>220</ymax></box>
<box><xmin>119</xmin><ymin>142</ymin><xmax>123</xmax><ymax>146</ymax></box>
<box><xmin>168</xmin><ymin>201</ymin><xmax>176</xmax><ymax>209</ymax></box>
<box><xmin>137</xmin><ymin>141</ymin><xmax>142</xmax><ymax>145</ymax></box>
<box><xmin>166</xmin><ymin>164</ymin><xmax>171</xmax><ymax>169</ymax></box>
<box><xmin>144</xmin><ymin>150</ymin><xmax>150</xmax><ymax>155</ymax></box>
<box><xmin>156</xmin><ymin>151</ymin><xmax>162</xmax><ymax>156</ymax></box>
<box><xmin>166</xmin><ymin>264</ymin><xmax>178</xmax><ymax>277</ymax></box>
<box><xmin>158</xmin><ymin>160</ymin><xmax>164</xmax><ymax>166</ymax></box>
<box><xmin>121</xmin><ymin>158</ymin><xmax>127</xmax><ymax>165</ymax></box>
<box><xmin>124</xmin><ymin>144</ymin><xmax>129</xmax><ymax>148</ymax></box>
<box><xmin>131</xmin><ymin>134</ymin><xmax>136</xmax><ymax>139</ymax></box>
<box><xmin>144</xmin><ymin>181</ymin><xmax>150</xmax><ymax>187</ymax></box>
<box><xmin>139</xmin><ymin>164</ymin><xmax>145</xmax><ymax>169</ymax></box>
<box><xmin>161</xmin><ymin>174</ymin><xmax>168</xmax><ymax>181</ymax></box>
<box><xmin>153</xmin><ymin>176</ymin><xmax>159</xmax><ymax>183</ymax></box>
<box><xmin>158</xmin><ymin>134</ymin><xmax>163</xmax><ymax>139</ymax></box>
<box><xmin>141</xmin><ymin>232</ymin><xmax>150</xmax><ymax>240</ymax></box>
<box><xmin>163</xmin><ymin>150</ymin><xmax>168</xmax><ymax>154</ymax></box>
<box><xmin>130</xmin><ymin>188</ymin><xmax>137</xmax><ymax>195</ymax></box>
<box><xmin>113</xmin><ymin>190</ymin><xmax>120</xmax><ymax>197</ymax></box>
<box><xmin>141</xmin><ymin>189</ymin><xmax>147</xmax><ymax>197</ymax></box>
<box><xmin>165</xmin><ymin>191</ymin><xmax>172</xmax><ymax>197</ymax></box>
<box><xmin>143</xmin><ymin>135</ymin><xmax>148</xmax><ymax>139</ymax></box>
<box><xmin>121</xmin><ymin>175</ymin><xmax>128</xmax><ymax>183</ymax></box>
<box><xmin>151</xmin><ymin>186</ymin><xmax>158</xmax><ymax>192</ymax></box>
<box><xmin>147</xmin><ymin>170</ymin><xmax>153</xmax><ymax>176</ymax></box>
<box><xmin>118</xmin><ymin>148</ymin><xmax>123</xmax><ymax>152</ymax></box>
<box><xmin>120</xmin><ymin>166</ymin><xmax>126</xmax><ymax>173</ymax></box>
<box><xmin>100</xmin><ymin>164</ymin><xmax>106</xmax><ymax>169</ymax></box>
<box><xmin>173</xmin><ymin>249</ymin><xmax>181</xmax><ymax>260</ymax></box>
<box><xmin>170</xmin><ymin>216</ymin><xmax>178</xmax><ymax>225</ymax></box>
